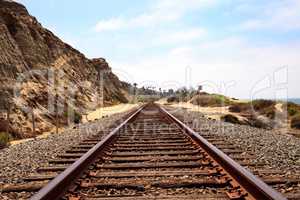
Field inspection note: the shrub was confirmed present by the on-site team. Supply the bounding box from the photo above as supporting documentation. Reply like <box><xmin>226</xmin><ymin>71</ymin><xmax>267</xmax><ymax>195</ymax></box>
<box><xmin>0</xmin><ymin>119</ymin><xmax>21</xmax><ymax>139</ymax></box>
<box><xmin>73</xmin><ymin>111</ymin><xmax>82</xmax><ymax>124</ymax></box>
<box><xmin>64</xmin><ymin>109</ymin><xmax>82</xmax><ymax>124</ymax></box>
<box><xmin>135</xmin><ymin>95</ymin><xmax>160</xmax><ymax>103</ymax></box>
<box><xmin>251</xmin><ymin>99</ymin><xmax>275</xmax><ymax>110</ymax></box>
<box><xmin>190</xmin><ymin>94</ymin><xmax>232</xmax><ymax>107</ymax></box>
<box><xmin>167</xmin><ymin>96</ymin><xmax>179</xmax><ymax>103</ymax></box>
<box><xmin>221</xmin><ymin>114</ymin><xmax>242</xmax><ymax>124</ymax></box>
<box><xmin>0</xmin><ymin>120</ymin><xmax>9</xmax><ymax>132</ymax></box>
<box><xmin>291</xmin><ymin>115</ymin><xmax>300</xmax><ymax>129</ymax></box>
<box><xmin>286</xmin><ymin>102</ymin><xmax>300</xmax><ymax>117</ymax></box>
<box><xmin>229</xmin><ymin>100</ymin><xmax>276</xmax><ymax>118</ymax></box>
<box><xmin>264</xmin><ymin>108</ymin><xmax>276</xmax><ymax>119</ymax></box>
<box><xmin>229</xmin><ymin>103</ymin><xmax>249</xmax><ymax>113</ymax></box>
<box><xmin>0</xmin><ymin>132</ymin><xmax>12</xmax><ymax>148</ymax></box>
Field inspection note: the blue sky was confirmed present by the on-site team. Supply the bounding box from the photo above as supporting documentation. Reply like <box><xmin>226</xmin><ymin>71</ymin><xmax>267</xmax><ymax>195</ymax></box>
<box><xmin>18</xmin><ymin>0</ymin><xmax>300</xmax><ymax>99</ymax></box>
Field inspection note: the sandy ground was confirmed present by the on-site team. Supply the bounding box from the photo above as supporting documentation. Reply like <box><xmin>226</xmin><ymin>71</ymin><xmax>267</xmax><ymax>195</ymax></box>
<box><xmin>84</xmin><ymin>104</ymin><xmax>139</xmax><ymax>122</ymax></box>
<box><xmin>10</xmin><ymin>103</ymin><xmax>139</xmax><ymax>145</ymax></box>
<box><xmin>157</xmin><ymin>100</ymin><xmax>246</xmax><ymax>121</ymax></box>
<box><xmin>275</xmin><ymin>103</ymin><xmax>284</xmax><ymax>112</ymax></box>
<box><xmin>158</xmin><ymin>100</ymin><xmax>300</xmax><ymax>137</ymax></box>
<box><xmin>171</xmin><ymin>103</ymin><xmax>230</xmax><ymax>120</ymax></box>
<box><xmin>158</xmin><ymin>99</ymin><xmax>285</xmax><ymax>121</ymax></box>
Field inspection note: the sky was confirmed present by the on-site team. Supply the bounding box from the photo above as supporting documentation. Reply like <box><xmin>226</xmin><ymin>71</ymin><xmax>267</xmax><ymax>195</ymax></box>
<box><xmin>17</xmin><ymin>0</ymin><xmax>300</xmax><ymax>99</ymax></box>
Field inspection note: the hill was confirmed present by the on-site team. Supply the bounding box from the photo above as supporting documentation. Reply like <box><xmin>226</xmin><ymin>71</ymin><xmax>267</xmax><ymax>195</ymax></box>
<box><xmin>0</xmin><ymin>0</ymin><xmax>128</xmax><ymax>140</ymax></box>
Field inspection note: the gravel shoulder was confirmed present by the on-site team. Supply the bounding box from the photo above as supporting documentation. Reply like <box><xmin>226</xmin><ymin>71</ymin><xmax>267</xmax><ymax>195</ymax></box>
<box><xmin>166</xmin><ymin>106</ymin><xmax>300</xmax><ymax>172</ymax></box>
<box><xmin>0</xmin><ymin>105</ymin><xmax>138</xmax><ymax>185</ymax></box>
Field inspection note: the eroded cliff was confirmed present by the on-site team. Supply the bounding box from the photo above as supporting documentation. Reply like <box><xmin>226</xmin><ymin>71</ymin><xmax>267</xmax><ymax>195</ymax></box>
<box><xmin>0</xmin><ymin>0</ymin><xmax>128</xmax><ymax>138</ymax></box>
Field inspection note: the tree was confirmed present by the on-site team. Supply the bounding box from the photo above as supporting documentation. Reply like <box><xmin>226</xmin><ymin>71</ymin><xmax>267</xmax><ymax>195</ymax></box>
<box><xmin>198</xmin><ymin>85</ymin><xmax>203</xmax><ymax>94</ymax></box>
<box><xmin>133</xmin><ymin>83</ymin><xmax>137</xmax><ymax>95</ymax></box>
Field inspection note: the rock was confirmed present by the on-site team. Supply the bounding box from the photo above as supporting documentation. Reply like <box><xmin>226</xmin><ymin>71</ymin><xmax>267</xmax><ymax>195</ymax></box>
<box><xmin>0</xmin><ymin>0</ymin><xmax>129</xmax><ymax>138</ymax></box>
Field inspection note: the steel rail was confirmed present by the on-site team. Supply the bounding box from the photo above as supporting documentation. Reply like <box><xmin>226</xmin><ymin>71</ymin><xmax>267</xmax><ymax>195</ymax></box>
<box><xmin>30</xmin><ymin>105</ymin><xmax>145</xmax><ymax>200</ymax></box>
<box><xmin>159</xmin><ymin>104</ymin><xmax>286</xmax><ymax>200</ymax></box>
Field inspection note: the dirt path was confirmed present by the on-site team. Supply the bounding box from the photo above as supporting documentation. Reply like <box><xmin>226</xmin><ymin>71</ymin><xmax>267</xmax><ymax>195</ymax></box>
<box><xmin>275</xmin><ymin>103</ymin><xmax>284</xmax><ymax>113</ymax></box>
<box><xmin>85</xmin><ymin>104</ymin><xmax>139</xmax><ymax>122</ymax></box>
<box><xmin>10</xmin><ymin>104</ymin><xmax>139</xmax><ymax>146</ymax></box>
<box><xmin>159</xmin><ymin>101</ymin><xmax>246</xmax><ymax>121</ymax></box>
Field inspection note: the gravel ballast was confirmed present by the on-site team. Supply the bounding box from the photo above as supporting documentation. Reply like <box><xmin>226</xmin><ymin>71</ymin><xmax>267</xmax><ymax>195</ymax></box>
<box><xmin>167</xmin><ymin>106</ymin><xmax>300</xmax><ymax>172</ymax></box>
<box><xmin>1</xmin><ymin>104</ymin><xmax>300</xmax><ymax>199</ymax></box>
<box><xmin>0</xmin><ymin>106</ymin><xmax>137</xmax><ymax>185</ymax></box>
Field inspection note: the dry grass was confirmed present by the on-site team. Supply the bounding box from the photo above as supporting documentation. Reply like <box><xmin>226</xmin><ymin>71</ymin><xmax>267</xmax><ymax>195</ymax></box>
<box><xmin>229</xmin><ymin>99</ymin><xmax>276</xmax><ymax>118</ymax></box>
<box><xmin>190</xmin><ymin>94</ymin><xmax>232</xmax><ymax>107</ymax></box>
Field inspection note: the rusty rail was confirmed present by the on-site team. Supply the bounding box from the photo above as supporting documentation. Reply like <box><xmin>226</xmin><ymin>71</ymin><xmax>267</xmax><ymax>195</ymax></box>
<box><xmin>159</xmin><ymin>105</ymin><xmax>286</xmax><ymax>200</ymax></box>
<box><xmin>31</xmin><ymin>103</ymin><xmax>286</xmax><ymax>200</ymax></box>
<box><xmin>30</xmin><ymin>105</ymin><xmax>145</xmax><ymax>200</ymax></box>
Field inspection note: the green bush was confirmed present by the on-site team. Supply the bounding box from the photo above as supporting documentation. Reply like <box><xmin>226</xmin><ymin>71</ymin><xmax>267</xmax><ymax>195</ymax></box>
<box><xmin>73</xmin><ymin>111</ymin><xmax>82</xmax><ymax>124</ymax></box>
<box><xmin>291</xmin><ymin>115</ymin><xmax>300</xmax><ymax>129</ymax></box>
<box><xmin>286</xmin><ymin>102</ymin><xmax>300</xmax><ymax>117</ymax></box>
<box><xmin>0</xmin><ymin>132</ymin><xmax>12</xmax><ymax>148</ymax></box>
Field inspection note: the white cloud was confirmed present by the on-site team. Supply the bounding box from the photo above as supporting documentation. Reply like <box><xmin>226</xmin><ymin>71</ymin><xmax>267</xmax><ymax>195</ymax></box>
<box><xmin>130</xmin><ymin>12</ymin><xmax>179</xmax><ymax>27</ymax></box>
<box><xmin>86</xmin><ymin>0</ymin><xmax>300</xmax><ymax>98</ymax></box>
<box><xmin>155</xmin><ymin>28</ymin><xmax>207</xmax><ymax>45</ymax></box>
<box><xmin>170</xmin><ymin>28</ymin><xmax>207</xmax><ymax>41</ymax></box>
<box><xmin>94</xmin><ymin>12</ymin><xmax>178</xmax><ymax>32</ymax></box>
<box><xmin>238</xmin><ymin>0</ymin><xmax>300</xmax><ymax>31</ymax></box>
<box><xmin>154</xmin><ymin>0</ymin><xmax>216</xmax><ymax>13</ymax></box>
<box><xmin>239</xmin><ymin>19</ymin><xmax>264</xmax><ymax>30</ymax></box>
<box><xmin>95</xmin><ymin>18</ymin><xmax>126</xmax><ymax>32</ymax></box>
<box><xmin>169</xmin><ymin>47</ymin><xmax>193</xmax><ymax>57</ymax></box>
<box><xmin>111</xmin><ymin>36</ymin><xmax>300</xmax><ymax>98</ymax></box>
<box><xmin>94</xmin><ymin>0</ymin><xmax>216</xmax><ymax>32</ymax></box>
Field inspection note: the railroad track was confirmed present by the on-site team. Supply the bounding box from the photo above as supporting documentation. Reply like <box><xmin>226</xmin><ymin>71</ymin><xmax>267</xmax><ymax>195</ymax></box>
<box><xmin>1</xmin><ymin>103</ymin><xmax>300</xmax><ymax>199</ymax></box>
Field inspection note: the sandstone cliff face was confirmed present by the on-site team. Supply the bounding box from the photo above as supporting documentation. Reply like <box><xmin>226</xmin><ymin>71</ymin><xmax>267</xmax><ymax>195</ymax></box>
<box><xmin>0</xmin><ymin>0</ymin><xmax>128</xmax><ymax>138</ymax></box>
